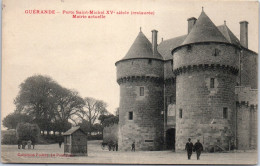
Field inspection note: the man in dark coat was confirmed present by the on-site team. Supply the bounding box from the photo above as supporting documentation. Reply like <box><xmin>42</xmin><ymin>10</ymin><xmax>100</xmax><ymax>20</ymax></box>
<box><xmin>131</xmin><ymin>141</ymin><xmax>135</xmax><ymax>152</ymax></box>
<box><xmin>185</xmin><ymin>138</ymin><xmax>193</xmax><ymax>160</ymax></box>
<box><xmin>193</xmin><ymin>139</ymin><xmax>203</xmax><ymax>160</ymax></box>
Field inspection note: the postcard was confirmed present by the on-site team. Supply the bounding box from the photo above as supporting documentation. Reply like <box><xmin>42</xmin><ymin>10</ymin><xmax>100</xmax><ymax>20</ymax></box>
<box><xmin>1</xmin><ymin>0</ymin><xmax>258</xmax><ymax>164</ymax></box>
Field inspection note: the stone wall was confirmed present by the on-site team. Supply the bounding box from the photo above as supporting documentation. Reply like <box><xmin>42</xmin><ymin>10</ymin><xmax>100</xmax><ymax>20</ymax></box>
<box><xmin>118</xmin><ymin>80</ymin><xmax>164</xmax><ymax>151</ymax></box>
<box><xmin>175</xmin><ymin>70</ymin><xmax>236</xmax><ymax>151</ymax></box>
<box><xmin>116</xmin><ymin>59</ymin><xmax>164</xmax><ymax>80</ymax></box>
<box><xmin>235</xmin><ymin>86</ymin><xmax>257</xmax><ymax>150</ymax></box>
<box><xmin>173</xmin><ymin>43</ymin><xmax>239</xmax><ymax>70</ymax></box>
<box><xmin>173</xmin><ymin>44</ymin><xmax>238</xmax><ymax>151</ymax></box>
<box><xmin>239</xmin><ymin>49</ymin><xmax>258</xmax><ymax>89</ymax></box>
<box><xmin>164</xmin><ymin>60</ymin><xmax>175</xmax><ymax>80</ymax></box>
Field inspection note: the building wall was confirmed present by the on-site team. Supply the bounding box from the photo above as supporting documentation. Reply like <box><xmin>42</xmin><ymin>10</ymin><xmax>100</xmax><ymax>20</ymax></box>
<box><xmin>71</xmin><ymin>130</ymin><xmax>88</xmax><ymax>156</ymax></box>
<box><xmin>175</xmin><ymin>70</ymin><xmax>236</xmax><ymax>151</ymax></box>
<box><xmin>173</xmin><ymin>44</ymin><xmax>238</xmax><ymax>151</ymax></box>
<box><xmin>235</xmin><ymin>86</ymin><xmax>258</xmax><ymax>150</ymax></box>
<box><xmin>164</xmin><ymin>60</ymin><xmax>174</xmax><ymax>80</ymax></box>
<box><xmin>118</xmin><ymin>80</ymin><xmax>164</xmax><ymax>151</ymax></box>
<box><xmin>116</xmin><ymin>59</ymin><xmax>164</xmax><ymax>80</ymax></box>
<box><xmin>239</xmin><ymin>49</ymin><xmax>258</xmax><ymax>89</ymax></box>
<box><xmin>173</xmin><ymin>43</ymin><xmax>239</xmax><ymax>70</ymax></box>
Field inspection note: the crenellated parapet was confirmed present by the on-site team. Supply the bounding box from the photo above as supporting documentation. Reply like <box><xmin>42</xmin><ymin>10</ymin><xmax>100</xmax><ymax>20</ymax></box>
<box><xmin>117</xmin><ymin>75</ymin><xmax>163</xmax><ymax>85</ymax></box>
<box><xmin>173</xmin><ymin>63</ymin><xmax>239</xmax><ymax>76</ymax></box>
<box><xmin>172</xmin><ymin>43</ymin><xmax>239</xmax><ymax>76</ymax></box>
<box><xmin>164</xmin><ymin>77</ymin><xmax>175</xmax><ymax>84</ymax></box>
<box><xmin>235</xmin><ymin>86</ymin><xmax>258</xmax><ymax>107</ymax></box>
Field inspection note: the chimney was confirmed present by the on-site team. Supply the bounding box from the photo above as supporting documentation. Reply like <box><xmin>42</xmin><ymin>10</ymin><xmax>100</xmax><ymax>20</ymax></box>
<box><xmin>151</xmin><ymin>30</ymin><xmax>158</xmax><ymax>55</ymax></box>
<box><xmin>240</xmin><ymin>21</ymin><xmax>248</xmax><ymax>48</ymax></box>
<box><xmin>187</xmin><ymin>17</ymin><xmax>197</xmax><ymax>33</ymax></box>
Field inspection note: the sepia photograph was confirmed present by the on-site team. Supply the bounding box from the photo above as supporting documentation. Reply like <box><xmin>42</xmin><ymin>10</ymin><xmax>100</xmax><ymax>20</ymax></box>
<box><xmin>1</xmin><ymin>0</ymin><xmax>258</xmax><ymax>164</ymax></box>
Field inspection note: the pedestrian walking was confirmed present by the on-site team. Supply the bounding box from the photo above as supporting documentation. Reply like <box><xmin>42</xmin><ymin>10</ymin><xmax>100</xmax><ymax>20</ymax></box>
<box><xmin>115</xmin><ymin>142</ymin><xmax>118</xmax><ymax>151</ymax></box>
<box><xmin>193</xmin><ymin>139</ymin><xmax>203</xmax><ymax>160</ymax></box>
<box><xmin>27</xmin><ymin>140</ymin><xmax>32</xmax><ymax>149</ymax></box>
<box><xmin>131</xmin><ymin>141</ymin><xmax>135</xmax><ymax>152</ymax></box>
<box><xmin>59</xmin><ymin>141</ymin><xmax>62</xmax><ymax>148</ymax></box>
<box><xmin>185</xmin><ymin>138</ymin><xmax>193</xmax><ymax>160</ymax></box>
<box><xmin>32</xmin><ymin>138</ymin><xmax>35</xmax><ymax>149</ymax></box>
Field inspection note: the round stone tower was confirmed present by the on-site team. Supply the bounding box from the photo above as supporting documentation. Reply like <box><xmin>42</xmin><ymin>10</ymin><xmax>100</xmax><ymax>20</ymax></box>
<box><xmin>115</xmin><ymin>29</ymin><xmax>164</xmax><ymax>151</ymax></box>
<box><xmin>172</xmin><ymin>11</ymin><xmax>239</xmax><ymax>151</ymax></box>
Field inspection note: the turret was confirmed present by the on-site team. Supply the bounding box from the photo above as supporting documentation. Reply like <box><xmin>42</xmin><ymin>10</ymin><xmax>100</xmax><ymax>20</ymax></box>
<box><xmin>115</xmin><ymin>29</ymin><xmax>164</xmax><ymax>151</ymax></box>
<box><xmin>172</xmin><ymin>10</ymin><xmax>239</xmax><ymax>151</ymax></box>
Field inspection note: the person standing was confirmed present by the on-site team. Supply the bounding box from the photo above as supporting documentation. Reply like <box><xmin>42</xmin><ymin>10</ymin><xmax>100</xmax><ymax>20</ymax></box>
<box><xmin>18</xmin><ymin>139</ymin><xmax>22</xmax><ymax>149</ymax></box>
<box><xmin>32</xmin><ymin>138</ymin><xmax>35</xmax><ymax>149</ymax></box>
<box><xmin>131</xmin><ymin>141</ymin><xmax>135</xmax><ymax>152</ymax></box>
<box><xmin>59</xmin><ymin>140</ymin><xmax>62</xmax><ymax>148</ymax></box>
<box><xmin>193</xmin><ymin>139</ymin><xmax>203</xmax><ymax>160</ymax></box>
<box><xmin>22</xmin><ymin>140</ymin><xmax>26</xmax><ymax>149</ymax></box>
<box><xmin>27</xmin><ymin>140</ymin><xmax>32</xmax><ymax>149</ymax></box>
<box><xmin>115</xmin><ymin>142</ymin><xmax>118</xmax><ymax>151</ymax></box>
<box><xmin>185</xmin><ymin>138</ymin><xmax>193</xmax><ymax>160</ymax></box>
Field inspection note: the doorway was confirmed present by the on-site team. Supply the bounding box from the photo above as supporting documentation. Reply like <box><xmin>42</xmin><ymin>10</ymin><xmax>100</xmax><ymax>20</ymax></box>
<box><xmin>166</xmin><ymin>128</ymin><xmax>175</xmax><ymax>150</ymax></box>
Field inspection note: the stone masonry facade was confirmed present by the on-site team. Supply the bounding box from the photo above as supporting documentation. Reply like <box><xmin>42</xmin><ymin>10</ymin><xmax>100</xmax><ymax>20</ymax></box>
<box><xmin>115</xmin><ymin>10</ymin><xmax>258</xmax><ymax>151</ymax></box>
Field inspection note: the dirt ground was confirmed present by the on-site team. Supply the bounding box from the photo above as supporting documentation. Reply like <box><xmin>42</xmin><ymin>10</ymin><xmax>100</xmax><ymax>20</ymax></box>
<box><xmin>1</xmin><ymin>140</ymin><xmax>258</xmax><ymax>164</ymax></box>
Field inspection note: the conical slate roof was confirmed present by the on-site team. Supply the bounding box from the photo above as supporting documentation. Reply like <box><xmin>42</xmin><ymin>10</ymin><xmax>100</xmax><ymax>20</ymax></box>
<box><xmin>121</xmin><ymin>31</ymin><xmax>163</xmax><ymax>60</ymax></box>
<box><xmin>182</xmin><ymin>11</ymin><xmax>229</xmax><ymax>45</ymax></box>
<box><xmin>217</xmin><ymin>24</ymin><xmax>241</xmax><ymax>46</ymax></box>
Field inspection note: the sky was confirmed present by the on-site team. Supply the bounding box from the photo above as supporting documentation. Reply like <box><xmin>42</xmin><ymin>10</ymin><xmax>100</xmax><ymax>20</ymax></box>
<box><xmin>1</xmin><ymin>0</ymin><xmax>259</xmax><ymax>124</ymax></box>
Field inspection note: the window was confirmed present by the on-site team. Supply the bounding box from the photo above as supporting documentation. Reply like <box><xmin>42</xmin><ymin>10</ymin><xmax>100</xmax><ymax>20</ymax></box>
<box><xmin>129</xmin><ymin>112</ymin><xmax>133</xmax><ymax>120</ymax></box>
<box><xmin>187</xmin><ymin>45</ymin><xmax>192</xmax><ymax>52</ymax></box>
<box><xmin>210</xmin><ymin>78</ymin><xmax>215</xmax><ymax>88</ymax></box>
<box><xmin>148</xmin><ymin>59</ymin><xmax>152</xmax><ymax>64</ymax></box>
<box><xmin>223</xmin><ymin>108</ymin><xmax>228</xmax><ymax>119</ymax></box>
<box><xmin>213</xmin><ymin>48</ymin><xmax>220</xmax><ymax>56</ymax></box>
<box><xmin>179</xmin><ymin>109</ymin><xmax>182</xmax><ymax>118</ymax></box>
<box><xmin>140</xmin><ymin>87</ymin><xmax>144</xmax><ymax>96</ymax></box>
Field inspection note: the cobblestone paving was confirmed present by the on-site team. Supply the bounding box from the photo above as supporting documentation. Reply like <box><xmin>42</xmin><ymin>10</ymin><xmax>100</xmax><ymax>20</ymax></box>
<box><xmin>1</xmin><ymin>140</ymin><xmax>258</xmax><ymax>164</ymax></box>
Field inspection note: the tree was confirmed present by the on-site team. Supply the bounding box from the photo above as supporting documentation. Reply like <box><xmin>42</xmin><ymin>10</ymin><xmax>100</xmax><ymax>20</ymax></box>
<box><xmin>14</xmin><ymin>75</ymin><xmax>59</xmax><ymax>133</ymax></box>
<box><xmin>3</xmin><ymin>112</ymin><xmax>33</xmax><ymax>129</ymax></box>
<box><xmin>52</xmin><ymin>86</ymin><xmax>85</xmax><ymax>132</ymax></box>
<box><xmin>80</xmin><ymin>97</ymin><xmax>108</xmax><ymax>134</ymax></box>
<box><xmin>14</xmin><ymin>75</ymin><xmax>85</xmax><ymax>134</ymax></box>
<box><xmin>99</xmin><ymin>114</ymin><xmax>119</xmax><ymax>127</ymax></box>
<box><xmin>16</xmin><ymin>123</ymin><xmax>40</xmax><ymax>142</ymax></box>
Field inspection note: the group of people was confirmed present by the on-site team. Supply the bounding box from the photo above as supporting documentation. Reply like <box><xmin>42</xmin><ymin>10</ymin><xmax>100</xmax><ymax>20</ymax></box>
<box><xmin>185</xmin><ymin>138</ymin><xmax>203</xmax><ymax>160</ymax></box>
<box><xmin>108</xmin><ymin>140</ymin><xmax>118</xmax><ymax>151</ymax></box>
<box><xmin>18</xmin><ymin>140</ymin><xmax>35</xmax><ymax>149</ymax></box>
